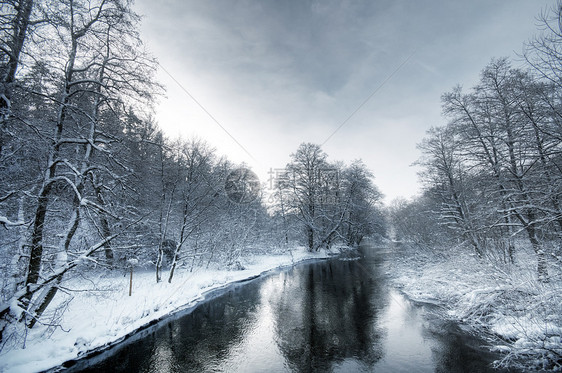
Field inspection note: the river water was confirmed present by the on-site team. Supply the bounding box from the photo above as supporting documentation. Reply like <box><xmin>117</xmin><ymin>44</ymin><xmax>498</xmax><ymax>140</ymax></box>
<box><xmin>62</xmin><ymin>245</ymin><xmax>508</xmax><ymax>372</ymax></box>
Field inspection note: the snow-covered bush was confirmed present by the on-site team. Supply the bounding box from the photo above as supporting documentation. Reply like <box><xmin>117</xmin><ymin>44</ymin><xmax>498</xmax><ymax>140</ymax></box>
<box><xmin>390</xmin><ymin>242</ymin><xmax>562</xmax><ymax>371</ymax></box>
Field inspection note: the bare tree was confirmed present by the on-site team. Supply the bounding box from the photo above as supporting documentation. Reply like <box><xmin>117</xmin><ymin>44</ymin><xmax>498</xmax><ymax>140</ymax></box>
<box><xmin>418</xmin><ymin>59</ymin><xmax>559</xmax><ymax>280</ymax></box>
<box><xmin>417</xmin><ymin>126</ymin><xmax>485</xmax><ymax>257</ymax></box>
<box><xmin>168</xmin><ymin>139</ymin><xmax>217</xmax><ymax>283</ymax></box>
<box><xmin>284</xmin><ymin>143</ymin><xmax>329</xmax><ymax>251</ymax></box>
<box><xmin>1</xmin><ymin>0</ymin><xmax>160</xmax><ymax>337</ymax></box>
<box><xmin>0</xmin><ymin>0</ymin><xmax>35</xmax><ymax>124</ymax></box>
<box><xmin>339</xmin><ymin>160</ymin><xmax>384</xmax><ymax>246</ymax></box>
<box><xmin>524</xmin><ymin>0</ymin><xmax>562</xmax><ymax>89</ymax></box>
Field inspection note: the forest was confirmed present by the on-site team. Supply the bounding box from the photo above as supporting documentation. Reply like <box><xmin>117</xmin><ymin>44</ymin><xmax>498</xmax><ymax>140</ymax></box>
<box><xmin>390</xmin><ymin>3</ymin><xmax>562</xmax><ymax>370</ymax></box>
<box><xmin>0</xmin><ymin>0</ymin><xmax>384</xmax><ymax>352</ymax></box>
<box><xmin>2</xmin><ymin>0</ymin><xmax>562</xmax><ymax>371</ymax></box>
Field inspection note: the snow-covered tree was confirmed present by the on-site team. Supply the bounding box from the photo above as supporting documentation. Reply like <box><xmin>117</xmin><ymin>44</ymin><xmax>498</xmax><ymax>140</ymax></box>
<box><xmin>1</xmin><ymin>0</ymin><xmax>160</xmax><ymax>340</ymax></box>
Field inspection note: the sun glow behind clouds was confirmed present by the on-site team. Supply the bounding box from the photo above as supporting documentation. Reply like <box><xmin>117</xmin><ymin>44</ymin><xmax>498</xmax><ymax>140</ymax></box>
<box><xmin>136</xmin><ymin>0</ymin><xmax>553</xmax><ymax>203</ymax></box>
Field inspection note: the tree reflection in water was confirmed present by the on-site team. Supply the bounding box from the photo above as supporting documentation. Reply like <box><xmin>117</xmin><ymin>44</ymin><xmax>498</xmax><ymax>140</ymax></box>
<box><xmin>66</xmin><ymin>247</ymin><xmax>512</xmax><ymax>373</ymax></box>
<box><xmin>66</xmin><ymin>285</ymin><xmax>262</xmax><ymax>373</ymax></box>
<box><xmin>271</xmin><ymin>260</ymin><xmax>385</xmax><ymax>372</ymax></box>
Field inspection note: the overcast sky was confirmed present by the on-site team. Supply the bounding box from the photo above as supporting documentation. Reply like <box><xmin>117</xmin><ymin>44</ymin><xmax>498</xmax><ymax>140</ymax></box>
<box><xmin>134</xmin><ymin>0</ymin><xmax>553</xmax><ymax>203</ymax></box>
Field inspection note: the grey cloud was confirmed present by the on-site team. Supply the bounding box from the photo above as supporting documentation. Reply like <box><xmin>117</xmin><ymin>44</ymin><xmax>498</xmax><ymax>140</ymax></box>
<box><xmin>136</xmin><ymin>0</ymin><xmax>554</xmax><ymax>201</ymax></box>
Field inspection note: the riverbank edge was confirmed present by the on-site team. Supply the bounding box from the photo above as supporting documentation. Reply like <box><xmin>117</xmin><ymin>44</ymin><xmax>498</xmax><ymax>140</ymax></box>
<box><xmin>50</xmin><ymin>253</ymin><xmax>343</xmax><ymax>372</ymax></box>
<box><xmin>384</xmin><ymin>242</ymin><xmax>561</xmax><ymax>372</ymax></box>
<box><xmin>0</xmin><ymin>247</ymin><xmax>355</xmax><ymax>373</ymax></box>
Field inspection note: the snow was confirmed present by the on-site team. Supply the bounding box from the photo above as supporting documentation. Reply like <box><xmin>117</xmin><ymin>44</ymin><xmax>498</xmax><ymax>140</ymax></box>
<box><xmin>0</xmin><ymin>247</ymin><xmax>340</xmax><ymax>373</ymax></box>
<box><xmin>387</xmin><ymin>242</ymin><xmax>562</xmax><ymax>371</ymax></box>
<box><xmin>0</xmin><ymin>216</ymin><xmax>23</xmax><ymax>227</ymax></box>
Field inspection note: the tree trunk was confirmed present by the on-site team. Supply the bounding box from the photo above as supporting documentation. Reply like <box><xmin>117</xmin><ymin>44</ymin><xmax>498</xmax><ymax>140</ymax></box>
<box><xmin>168</xmin><ymin>242</ymin><xmax>180</xmax><ymax>283</ymax></box>
<box><xmin>9</xmin><ymin>196</ymin><xmax>27</xmax><ymax>294</ymax></box>
<box><xmin>92</xmin><ymin>176</ymin><xmax>114</xmax><ymax>266</ymax></box>
<box><xmin>1</xmin><ymin>0</ymin><xmax>34</xmax><ymax>127</ymax></box>
<box><xmin>156</xmin><ymin>247</ymin><xmax>163</xmax><ymax>283</ymax></box>
<box><xmin>525</xmin><ymin>216</ymin><xmax>549</xmax><ymax>282</ymax></box>
<box><xmin>24</xmin><ymin>183</ymin><xmax>52</xmax><ymax>298</ymax></box>
<box><xmin>27</xmin><ymin>274</ymin><xmax>63</xmax><ymax>328</ymax></box>
<box><xmin>23</xmin><ymin>27</ymin><xmax>77</xmax><ymax>305</ymax></box>
<box><xmin>3</xmin><ymin>0</ymin><xmax>34</xmax><ymax>84</ymax></box>
<box><xmin>28</xmin><ymin>194</ymin><xmax>80</xmax><ymax>326</ymax></box>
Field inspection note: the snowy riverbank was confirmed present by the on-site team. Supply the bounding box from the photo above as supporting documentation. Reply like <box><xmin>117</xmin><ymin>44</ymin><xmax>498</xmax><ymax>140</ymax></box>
<box><xmin>0</xmin><ymin>247</ymin><xmax>345</xmax><ymax>373</ymax></box>
<box><xmin>387</xmin><ymin>242</ymin><xmax>562</xmax><ymax>371</ymax></box>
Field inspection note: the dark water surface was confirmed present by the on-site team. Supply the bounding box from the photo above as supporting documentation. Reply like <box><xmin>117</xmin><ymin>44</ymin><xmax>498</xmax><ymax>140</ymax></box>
<box><xmin>62</xmin><ymin>245</ymin><xmax>508</xmax><ymax>372</ymax></box>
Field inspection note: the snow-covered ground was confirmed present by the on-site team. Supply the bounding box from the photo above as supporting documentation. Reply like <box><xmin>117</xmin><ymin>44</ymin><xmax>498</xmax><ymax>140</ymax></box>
<box><xmin>0</xmin><ymin>247</ymin><xmax>343</xmax><ymax>373</ymax></box>
<box><xmin>387</xmin><ymin>242</ymin><xmax>562</xmax><ymax>371</ymax></box>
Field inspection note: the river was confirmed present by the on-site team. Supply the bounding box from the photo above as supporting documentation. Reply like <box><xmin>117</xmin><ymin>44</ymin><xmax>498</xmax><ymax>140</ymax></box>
<box><xmin>60</xmin><ymin>244</ymin><xmax>510</xmax><ymax>372</ymax></box>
